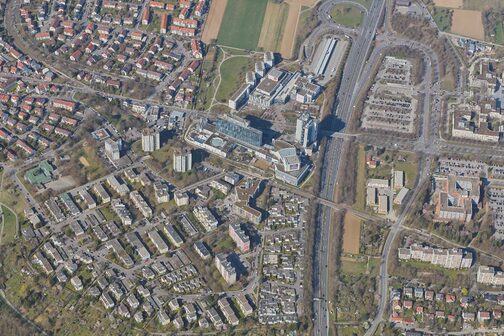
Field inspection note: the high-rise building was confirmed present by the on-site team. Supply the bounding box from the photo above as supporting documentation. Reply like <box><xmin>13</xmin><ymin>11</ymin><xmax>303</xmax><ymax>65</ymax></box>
<box><xmin>173</xmin><ymin>148</ymin><xmax>192</xmax><ymax>173</ymax></box>
<box><xmin>104</xmin><ymin>139</ymin><xmax>122</xmax><ymax>161</ymax></box>
<box><xmin>141</xmin><ymin>128</ymin><xmax>160</xmax><ymax>152</ymax></box>
<box><xmin>229</xmin><ymin>223</ymin><xmax>250</xmax><ymax>253</ymax></box>
<box><xmin>215</xmin><ymin>253</ymin><xmax>236</xmax><ymax>285</ymax></box>
<box><xmin>295</xmin><ymin>112</ymin><xmax>318</xmax><ymax>148</ymax></box>
<box><xmin>215</xmin><ymin>116</ymin><xmax>263</xmax><ymax>147</ymax></box>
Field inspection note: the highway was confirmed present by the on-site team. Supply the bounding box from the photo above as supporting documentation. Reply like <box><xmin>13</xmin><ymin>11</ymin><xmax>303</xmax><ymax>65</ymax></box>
<box><xmin>312</xmin><ymin>1</ymin><xmax>386</xmax><ymax>335</ymax></box>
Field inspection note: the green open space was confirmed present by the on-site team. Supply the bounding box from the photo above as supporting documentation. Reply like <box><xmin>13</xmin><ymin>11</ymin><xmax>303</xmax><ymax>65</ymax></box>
<box><xmin>353</xmin><ymin>0</ymin><xmax>373</xmax><ymax>9</ymax></box>
<box><xmin>440</xmin><ymin>72</ymin><xmax>456</xmax><ymax>91</ymax></box>
<box><xmin>462</xmin><ymin>0</ymin><xmax>504</xmax><ymax>11</ymax></box>
<box><xmin>432</xmin><ymin>7</ymin><xmax>452</xmax><ymax>32</ymax></box>
<box><xmin>398</xmin><ymin>259</ymin><xmax>469</xmax><ymax>283</ymax></box>
<box><xmin>75</xmin><ymin>143</ymin><xmax>108</xmax><ymax>182</ymax></box>
<box><xmin>330</xmin><ymin>4</ymin><xmax>364</xmax><ymax>28</ymax></box>
<box><xmin>0</xmin><ymin>206</ymin><xmax>17</xmax><ymax>245</ymax></box>
<box><xmin>215</xmin><ymin>56</ymin><xmax>254</xmax><ymax>102</ymax></box>
<box><xmin>495</xmin><ymin>21</ymin><xmax>504</xmax><ymax>44</ymax></box>
<box><xmin>216</xmin><ymin>0</ymin><xmax>268</xmax><ymax>50</ymax></box>
<box><xmin>394</xmin><ymin>161</ymin><xmax>418</xmax><ymax>189</ymax></box>
<box><xmin>354</xmin><ymin>145</ymin><xmax>366</xmax><ymax>211</ymax></box>
<box><xmin>338</xmin><ymin>325</ymin><xmax>366</xmax><ymax>336</ymax></box>
<box><xmin>341</xmin><ymin>256</ymin><xmax>379</xmax><ymax>276</ymax></box>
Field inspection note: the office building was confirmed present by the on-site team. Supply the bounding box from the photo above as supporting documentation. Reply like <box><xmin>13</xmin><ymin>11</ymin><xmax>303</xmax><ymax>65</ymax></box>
<box><xmin>215</xmin><ymin>116</ymin><xmax>263</xmax><ymax>147</ymax></box>
<box><xmin>295</xmin><ymin>112</ymin><xmax>318</xmax><ymax>148</ymax></box>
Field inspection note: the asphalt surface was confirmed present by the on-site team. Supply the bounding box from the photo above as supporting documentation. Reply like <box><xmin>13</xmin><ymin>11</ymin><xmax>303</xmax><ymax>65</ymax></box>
<box><xmin>312</xmin><ymin>1</ymin><xmax>386</xmax><ymax>335</ymax></box>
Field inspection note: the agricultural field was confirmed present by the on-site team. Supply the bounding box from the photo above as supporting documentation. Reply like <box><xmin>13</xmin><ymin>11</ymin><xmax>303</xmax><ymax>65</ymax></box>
<box><xmin>451</xmin><ymin>9</ymin><xmax>485</xmax><ymax>39</ymax></box>
<box><xmin>216</xmin><ymin>0</ymin><xmax>268</xmax><ymax>50</ymax></box>
<box><xmin>201</xmin><ymin>0</ymin><xmax>228</xmax><ymax>43</ymax></box>
<box><xmin>434</xmin><ymin>0</ymin><xmax>504</xmax><ymax>10</ymax></box>
<box><xmin>206</xmin><ymin>0</ymin><xmax>317</xmax><ymax>58</ymax></box>
<box><xmin>434</xmin><ymin>0</ymin><xmax>463</xmax><ymax>8</ymax></box>
<box><xmin>462</xmin><ymin>0</ymin><xmax>504</xmax><ymax>10</ymax></box>
<box><xmin>330</xmin><ymin>4</ymin><xmax>364</xmax><ymax>28</ymax></box>
<box><xmin>279</xmin><ymin>0</ymin><xmax>301</xmax><ymax>58</ymax></box>
<box><xmin>258</xmin><ymin>2</ymin><xmax>289</xmax><ymax>52</ymax></box>
<box><xmin>430</xmin><ymin>0</ymin><xmax>504</xmax><ymax>42</ymax></box>
<box><xmin>342</xmin><ymin>213</ymin><xmax>361</xmax><ymax>254</ymax></box>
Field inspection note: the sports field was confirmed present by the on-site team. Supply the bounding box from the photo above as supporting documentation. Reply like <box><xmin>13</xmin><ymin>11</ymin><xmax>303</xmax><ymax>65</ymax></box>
<box><xmin>217</xmin><ymin>0</ymin><xmax>268</xmax><ymax>50</ymax></box>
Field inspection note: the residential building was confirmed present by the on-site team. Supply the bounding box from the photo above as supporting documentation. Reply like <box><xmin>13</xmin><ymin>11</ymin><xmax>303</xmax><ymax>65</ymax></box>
<box><xmin>215</xmin><ymin>253</ymin><xmax>236</xmax><ymax>285</ymax></box>
<box><xmin>398</xmin><ymin>244</ymin><xmax>473</xmax><ymax>269</ymax></box>
<box><xmin>141</xmin><ymin>128</ymin><xmax>160</xmax><ymax>152</ymax></box>
<box><xmin>229</xmin><ymin>223</ymin><xmax>250</xmax><ymax>253</ymax></box>
<box><xmin>193</xmin><ymin>206</ymin><xmax>218</xmax><ymax>232</ymax></box>
<box><xmin>104</xmin><ymin>138</ymin><xmax>122</xmax><ymax>161</ymax></box>
<box><xmin>173</xmin><ymin>148</ymin><xmax>192</xmax><ymax>173</ymax></box>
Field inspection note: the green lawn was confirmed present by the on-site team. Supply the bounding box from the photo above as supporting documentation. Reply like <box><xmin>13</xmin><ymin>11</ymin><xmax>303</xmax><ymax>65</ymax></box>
<box><xmin>215</xmin><ymin>56</ymin><xmax>254</xmax><ymax>102</ymax></box>
<box><xmin>217</xmin><ymin>0</ymin><xmax>268</xmax><ymax>50</ymax></box>
<box><xmin>341</xmin><ymin>258</ymin><xmax>367</xmax><ymax>274</ymax></box>
<box><xmin>0</xmin><ymin>206</ymin><xmax>17</xmax><ymax>245</ymax></box>
<box><xmin>495</xmin><ymin>21</ymin><xmax>504</xmax><ymax>44</ymax></box>
<box><xmin>338</xmin><ymin>326</ymin><xmax>366</xmax><ymax>336</ymax></box>
<box><xmin>432</xmin><ymin>7</ymin><xmax>452</xmax><ymax>32</ymax></box>
<box><xmin>394</xmin><ymin>160</ymin><xmax>418</xmax><ymax>189</ymax></box>
<box><xmin>399</xmin><ymin>260</ymin><xmax>469</xmax><ymax>281</ymax></box>
<box><xmin>354</xmin><ymin>0</ymin><xmax>373</xmax><ymax>9</ymax></box>
<box><xmin>462</xmin><ymin>0</ymin><xmax>504</xmax><ymax>11</ymax></box>
<box><xmin>331</xmin><ymin>4</ymin><xmax>364</xmax><ymax>28</ymax></box>
<box><xmin>354</xmin><ymin>145</ymin><xmax>366</xmax><ymax>211</ymax></box>
<box><xmin>341</xmin><ymin>257</ymin><xmax>379</xmax><ymax>276</ymax></box>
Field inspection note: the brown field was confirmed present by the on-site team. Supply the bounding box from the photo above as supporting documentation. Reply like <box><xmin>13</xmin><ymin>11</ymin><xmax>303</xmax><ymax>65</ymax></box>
<box><xmin>342</xmin><ymin>213</ymin><xmax>361</xmax><ymax>255</ymax></box>
<box><xmin>451</xmin><ymin>9</ymin><xmax>484</xmax><ymax>40</ymax></box>
<box><xmin>257</xmin><ymin>0</ymin><xmax>318</xmax><ymax>58</ymax></box>
<box><xmin>258</xmin><ymin>2</ymin><xmax>289</xmax><ymax>52</ymax></box>
<box><xmin>433</xmin><ymin>0</ymin><xmax>463</xmax><ymax>8</ymax></box>
<box><xmin>202</xmin><ymin>0</ymin><xmax>228</xmax><ymax>44</ymax></box>
<box><xmin>279</xmin><ymin>1</ymin><xmax>302</xmax><ymax>58</ymax></box>
<box><xmin>79</xmin><ymin>156</ymin><xmax>90</xmax><ymax>167</ymax></box>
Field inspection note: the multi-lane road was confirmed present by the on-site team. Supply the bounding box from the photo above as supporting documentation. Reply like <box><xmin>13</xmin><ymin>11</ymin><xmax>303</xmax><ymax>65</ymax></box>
<box><xmin>312</xmin><ymin>1</ymin><xmax>386</xmax><ymax>335</ymax></box>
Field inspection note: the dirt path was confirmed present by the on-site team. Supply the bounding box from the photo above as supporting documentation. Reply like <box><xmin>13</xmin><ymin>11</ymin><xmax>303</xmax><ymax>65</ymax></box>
<box><xmin>202</xmin><ymin>0</ymin><xmax>229</xmax><ymax>44</ymax></box>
